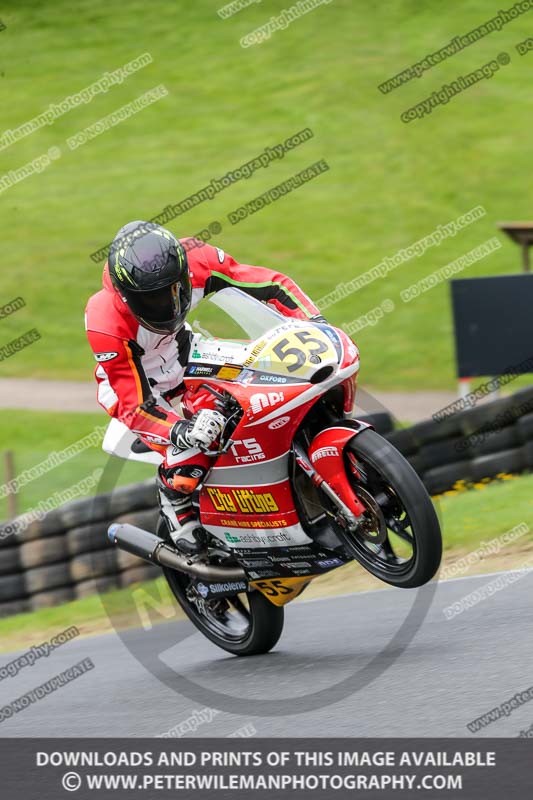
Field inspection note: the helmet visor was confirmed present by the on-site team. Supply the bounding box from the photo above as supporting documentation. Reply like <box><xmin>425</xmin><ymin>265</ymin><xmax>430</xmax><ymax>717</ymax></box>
<box><xmin>123</xmin><ymin>278</ymin><xmax>192</xmax><ymax>334</ymax></box>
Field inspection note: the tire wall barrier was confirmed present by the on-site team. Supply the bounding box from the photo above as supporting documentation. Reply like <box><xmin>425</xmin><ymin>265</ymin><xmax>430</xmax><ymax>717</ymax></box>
<box><xmin>0</xmin><ymin>479</ymin><xmax>160</xmax><ymax>618</ymax></box>
<box><xmin>0</xmin><ymin>388</ymin><xmax>532</xmax><ymax>618</ymax></box>
<box><xmin>384</xmin><ymin>386</ymin><xmax>533</xmax><ymax>495</ymax></box>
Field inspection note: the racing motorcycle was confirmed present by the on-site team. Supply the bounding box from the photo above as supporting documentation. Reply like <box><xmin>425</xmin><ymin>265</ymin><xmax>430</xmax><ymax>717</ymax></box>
<box><xmin>106</xmin><ymin>288</ymin><xmax>442</xmax><ymax>656</ymax></box>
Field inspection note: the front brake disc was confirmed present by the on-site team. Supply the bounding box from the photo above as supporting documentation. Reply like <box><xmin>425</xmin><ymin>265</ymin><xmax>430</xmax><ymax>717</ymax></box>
<box><xmin>352</xmin><ymin>485</ymin><xmax>388</xmax><ymax>545</ymax></box>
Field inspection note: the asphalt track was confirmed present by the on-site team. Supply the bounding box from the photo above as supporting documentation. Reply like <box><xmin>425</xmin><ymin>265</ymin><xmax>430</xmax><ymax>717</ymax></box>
<box><xmin>0</xmin><ymin>570</ymin><xmax>531</xmax><ymax>738</ymax></box>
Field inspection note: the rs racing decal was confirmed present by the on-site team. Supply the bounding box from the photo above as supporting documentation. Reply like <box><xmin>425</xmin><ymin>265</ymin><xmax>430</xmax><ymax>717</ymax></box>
<box><xmin>94</xmin><ymin>351</ymin><xmax>119</xmax><ymax>362</ymax></box>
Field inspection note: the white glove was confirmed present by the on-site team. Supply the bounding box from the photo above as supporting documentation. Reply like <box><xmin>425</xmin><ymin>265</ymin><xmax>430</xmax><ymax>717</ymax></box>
<box><xmin>171</xmin><ymin>409</ymin><xmax>226</xmax><ymax>450</ymax></box>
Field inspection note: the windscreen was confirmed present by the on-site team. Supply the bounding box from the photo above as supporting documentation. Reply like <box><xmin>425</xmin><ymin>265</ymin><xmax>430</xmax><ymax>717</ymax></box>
<box><xmin>207</xmin><ymin>287</ymin><xmax>286</xmax><ymax>339</ymax></box>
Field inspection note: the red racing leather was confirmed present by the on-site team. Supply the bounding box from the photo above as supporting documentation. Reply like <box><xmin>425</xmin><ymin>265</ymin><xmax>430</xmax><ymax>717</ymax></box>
<box><xmin>85</xmin><ymin>240</ymin><xmax>320</xmax><ymax>447</ymax></box>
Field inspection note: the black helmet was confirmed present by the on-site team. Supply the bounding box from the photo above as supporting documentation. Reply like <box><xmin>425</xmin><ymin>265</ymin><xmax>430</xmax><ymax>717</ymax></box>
<box><xmin>108</xmin><ymin>220</ymin><xmax>192</xmax><ymax>335</ymax></box>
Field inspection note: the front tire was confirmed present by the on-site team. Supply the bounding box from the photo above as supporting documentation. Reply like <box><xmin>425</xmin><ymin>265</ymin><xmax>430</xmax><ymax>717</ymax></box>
<box><xmin>337</xmin><ymin>429</ymin><xmax>442</xmax><ymax>588</ymax></box>
<box><xmin>158</xmin><ymin>518</ymin><xmax>284</xmax><ymax>656</ymax></box>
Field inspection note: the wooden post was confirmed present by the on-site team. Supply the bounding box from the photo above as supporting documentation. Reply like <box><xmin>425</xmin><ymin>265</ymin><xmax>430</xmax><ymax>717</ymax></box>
<box><xmin>4</xmin><ymin>450</ymin><xmax>17</xmax><ymax>519</ymax></box>
<box><xmin>497</xmin><ymin>222</ymin><xmax>533</xmax><ymax>273</ymax></box>
<box><xmin>522</xmin><ymin>243</ymin><xmax>530</xmax><ymax>273</ymax></box>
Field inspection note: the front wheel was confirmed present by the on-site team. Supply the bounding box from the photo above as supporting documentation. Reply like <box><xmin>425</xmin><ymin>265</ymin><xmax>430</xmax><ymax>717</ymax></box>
<box><xmin>336</xmin><ymin>429</ymin><xmax>442</xmax><ymax>588</ymax></box>
<box><xmin>158</xmin><ymin>519</ymin><xmax>284</xmax><ymax>656</ymax></box>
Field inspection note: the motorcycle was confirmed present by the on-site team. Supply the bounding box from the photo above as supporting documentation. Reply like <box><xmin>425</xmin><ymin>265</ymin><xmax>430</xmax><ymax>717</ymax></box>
<box><xmin>106</xmin><ymin>288</ymin><xmax>442</xmax><ymax>656</ymax></box>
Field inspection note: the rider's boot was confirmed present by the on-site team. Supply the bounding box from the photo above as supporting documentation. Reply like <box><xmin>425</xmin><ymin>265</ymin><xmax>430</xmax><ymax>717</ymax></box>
<box><xmin>157</xmin><ymin>465</ymin><xmax>208</xmax><ymax>555</ymax></box>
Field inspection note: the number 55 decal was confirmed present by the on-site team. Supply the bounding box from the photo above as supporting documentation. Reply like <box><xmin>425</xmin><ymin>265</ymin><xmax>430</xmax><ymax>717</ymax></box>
<box><xmin>251</xmin><ymin>575</ymin><xmax>317</xmax><ymax>606</ymax></box>
<box><xmin>273</xmin><ymin>330</ymin><xmax>329</xmax><ymax>372</ymax></box>
<box><xmin>255</xmin><ymin>579</ymin><xmax>293</xmax><ymax>597</ymax></box>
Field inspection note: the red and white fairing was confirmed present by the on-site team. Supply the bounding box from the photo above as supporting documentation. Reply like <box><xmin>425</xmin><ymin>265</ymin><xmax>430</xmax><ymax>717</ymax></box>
<box><xmin>181</xmin><ymin>316</ymin><xmax>361</xmax><ymax>549</ymax></box>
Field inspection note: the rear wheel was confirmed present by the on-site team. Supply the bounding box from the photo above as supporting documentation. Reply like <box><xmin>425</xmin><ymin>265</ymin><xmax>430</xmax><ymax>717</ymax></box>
<box><xmin>337</xmin><ymin>429</ymin><xmax>442</xmax><ymax>588</ymax></box>
<box><xmin>158</xmin><ymin>518</ymin><xmax>284</xmax><ymax>656</ymax></box>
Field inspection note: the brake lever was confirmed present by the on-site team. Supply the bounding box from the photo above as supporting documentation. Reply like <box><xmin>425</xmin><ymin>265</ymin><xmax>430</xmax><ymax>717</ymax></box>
<box><xmin>203</xmin><ymin>441</ymin><xmax>233</xmax><ymax>458</ymax></box>
<box><xmin>196</xmin><ymin>383</ymin><xmax>241</xmax><ymax>457</ymax></box>
<box><xmin>199</xmin><ymin>383</ymin><xmax>227</xmax><ymax>403</ymax></box>
<box><xmin>208</xmin><ymin>411</ymin><xmax>240</xmax><ymax>457</ymax></box>
<box><xmin>202</xmin><ymin>437</ymin><xmax>234</xmax><ymax>457</ymax></box>
<box><xmin>199</xmin><ymin>409</ymin><xmax>239</xmax><ymax>458</ymax></box>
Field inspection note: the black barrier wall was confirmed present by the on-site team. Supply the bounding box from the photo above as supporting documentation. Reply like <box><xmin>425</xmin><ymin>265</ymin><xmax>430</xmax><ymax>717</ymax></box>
<box><xmin>0</xmin><ymin>480</ymin><xmax>160</xmax><ymax>617</ymax></box>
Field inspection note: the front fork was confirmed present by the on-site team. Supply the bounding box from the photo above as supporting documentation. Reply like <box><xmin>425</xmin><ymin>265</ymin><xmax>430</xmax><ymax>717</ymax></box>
<box><xmin>294</xmin><ymin>421</ymin><xmax>373</xmax><ymax>528</ymax></box>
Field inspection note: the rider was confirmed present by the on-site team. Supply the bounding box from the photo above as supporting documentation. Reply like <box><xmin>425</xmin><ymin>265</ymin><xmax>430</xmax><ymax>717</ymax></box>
<box><xmin>85</xmin><ymin>221</ymin><xmax>325</xmax><ymax>553</ymax></box>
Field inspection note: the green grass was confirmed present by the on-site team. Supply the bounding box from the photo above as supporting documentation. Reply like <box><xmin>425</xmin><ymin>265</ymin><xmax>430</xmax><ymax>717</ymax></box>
<box><xmin>0</xmin><ymin>410</ymin><xmax>153</xmax><ymax>520</ymax></box>
<box><xmin>0</xmin><ymin>0</ymin><xmax>532</xmax><ymax>389</ymax></box>
<box><xmin>437</xmin><ymin>472</ymin><xmax>533</xmax><ymax>552</ymax></box>
<box><xmin>0</xmin><ymin>468</ymin><xmax>531</xmax><ymax>652</ymax></box>
<box><xmin>0</xmin><ymin>582</ymin><xmax>153</xmax><ymax>640</ymax></box>
<box><xmin>0</xmin><ymin>577</ymin><xmax>174</xmax><ymax>652</ymax></box>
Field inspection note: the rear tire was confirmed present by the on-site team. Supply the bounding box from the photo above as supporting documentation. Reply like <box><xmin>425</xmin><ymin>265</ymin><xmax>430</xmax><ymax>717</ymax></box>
<box><xmin>158</xmin><ymin>518</ymin><xmax>284</xmax><ymax>656</ymax></box>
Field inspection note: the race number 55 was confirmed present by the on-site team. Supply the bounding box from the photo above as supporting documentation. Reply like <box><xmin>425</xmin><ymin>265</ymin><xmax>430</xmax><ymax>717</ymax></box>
<box><xmin>255</xmin><ymin>579</ymin><xmax>293</xmax><ymax>597</ymax></box>
<box><xmin>272</xmin><ymin>331</ymin><xmax>328</xmax><ymax>372</ymax></box>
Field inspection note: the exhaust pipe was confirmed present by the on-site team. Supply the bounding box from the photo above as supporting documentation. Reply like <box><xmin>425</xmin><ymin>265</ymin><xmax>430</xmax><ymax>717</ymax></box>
<box><xmin>108</xmin><ymin>523</ymin><xmax>246</xmax><ymax>582</ymax></box>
